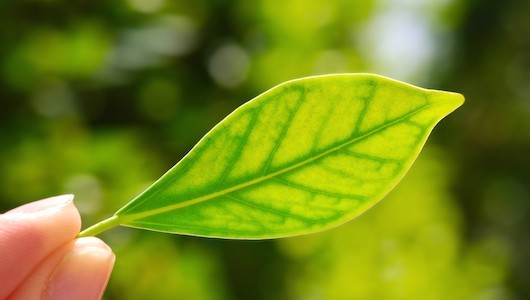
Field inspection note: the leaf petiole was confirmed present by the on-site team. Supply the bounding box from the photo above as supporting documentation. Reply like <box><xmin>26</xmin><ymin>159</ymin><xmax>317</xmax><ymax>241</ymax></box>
<box><xmin>78</xmin><ymin>215</ymin><xmax>121</xmax><ymax>237</ymax></box>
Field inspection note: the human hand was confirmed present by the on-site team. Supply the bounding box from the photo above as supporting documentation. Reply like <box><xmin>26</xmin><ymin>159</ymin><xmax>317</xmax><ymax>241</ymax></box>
<box><xmin>0</xmin><ymin>195</ymin><xmax>115</xmax><ymax>300</ymax></box>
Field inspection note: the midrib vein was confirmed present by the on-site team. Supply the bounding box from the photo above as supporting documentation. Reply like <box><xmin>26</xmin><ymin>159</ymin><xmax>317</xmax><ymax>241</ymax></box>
<box><xmin>119</xmin><ymin>105</ymin><xmax>430</xmax><ymax>223</ymax></box>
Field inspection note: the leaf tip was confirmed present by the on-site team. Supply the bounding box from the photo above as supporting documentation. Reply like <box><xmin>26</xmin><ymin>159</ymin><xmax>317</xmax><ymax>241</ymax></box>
<box><xmin>428</xmin><ymin>89</ymin><xmax>465</xmax><ymax>116</ymax></box>
<box><xmin>448</xmin><ymin>91</ymin><xmax>465</xmax><ymax>107</ymax></box>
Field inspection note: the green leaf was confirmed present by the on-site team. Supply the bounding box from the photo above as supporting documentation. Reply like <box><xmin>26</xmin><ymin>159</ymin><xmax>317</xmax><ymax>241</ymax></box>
<box><xmin>79</xmin><ymin>74</ymin><xmax>464</xmax><ymax>239</ymax></box>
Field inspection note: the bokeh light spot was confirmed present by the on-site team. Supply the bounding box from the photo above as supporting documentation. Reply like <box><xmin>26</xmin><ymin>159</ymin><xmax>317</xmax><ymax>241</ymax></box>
<box><xmin>208</xmin><ymin>43</ymin><xmax>250</xmax><ymax>89</ymax></box>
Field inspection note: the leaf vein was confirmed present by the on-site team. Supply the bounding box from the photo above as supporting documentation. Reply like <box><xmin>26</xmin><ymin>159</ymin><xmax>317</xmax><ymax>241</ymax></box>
<box><xmin>218</xmin><ymin>108</ymin><xmax>260</xmax><ymax>186</ymax></box>
<box><xmin>118</xmin><ymin>104</ymin><xmax>431</xmax><ymax>223</ymax></box>
<box><xmin>353</xmin><ymin>81</ymin><xmax>377</xmax><ymax>135</ymax></box>
<box><xmin>273</xmin><ymin>178</ymin><xmax>364</xmax><ymax>200</ymax></box>
<box><xmin>339</xmin><ymin>149</ymin><xmax>402</xmax><ymax>164</ymax></box>
<box><xmin>261</xmin><ymin>88</ymin><xmax>306</xmax><ymax>175</ymax></box>
<box><xmin>226</xmin><ymin>194</ymin><xmax>315</xmax><ymax>224</ymax></box>
<box><xmin>310</xmin><ymin>102</ymin><xmax>336</xmax><ymax>155</ymax></box>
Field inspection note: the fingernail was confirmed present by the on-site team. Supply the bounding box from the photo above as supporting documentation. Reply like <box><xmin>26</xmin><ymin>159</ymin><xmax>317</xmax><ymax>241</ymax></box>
<box><xmin>6</xmin><ymin>195</ymin><xmax>74</xmax><ymax>215</ymax></box>
<box><xmin>45</xmin><ymin>237</ymin><xmax>115</xmax><ymax>300</ymax></box>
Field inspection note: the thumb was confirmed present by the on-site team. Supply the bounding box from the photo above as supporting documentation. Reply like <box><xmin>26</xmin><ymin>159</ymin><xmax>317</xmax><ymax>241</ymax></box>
<box><xmin>0</xmin><ymin>195</ymin><xmax>81</xmax><ymax>298</ymax></box>
<box><xmin>2</xmin><ymin>195</ymin><xmax>115</xmax><ymax>300</ymax></box>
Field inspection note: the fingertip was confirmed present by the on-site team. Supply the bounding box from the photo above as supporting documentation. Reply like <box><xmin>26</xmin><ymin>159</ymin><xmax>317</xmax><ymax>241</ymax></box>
<box><xmin>4</xmin><ymin>194</ymin><xmax>75</xmax><ymax>215</ymax></box>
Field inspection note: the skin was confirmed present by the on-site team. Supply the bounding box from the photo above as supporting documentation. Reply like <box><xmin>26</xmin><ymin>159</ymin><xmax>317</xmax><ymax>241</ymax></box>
<box><xmin>0</xmin><ymin>195</ymin><xmax>115</xmax><ymax>300</ymax></box>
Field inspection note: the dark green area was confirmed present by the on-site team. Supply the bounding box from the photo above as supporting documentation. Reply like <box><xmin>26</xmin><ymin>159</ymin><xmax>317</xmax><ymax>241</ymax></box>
<box><xmin>0</xmin><ymin>0</ymin><xmax>528</xmax><ymax>299</ymax></box>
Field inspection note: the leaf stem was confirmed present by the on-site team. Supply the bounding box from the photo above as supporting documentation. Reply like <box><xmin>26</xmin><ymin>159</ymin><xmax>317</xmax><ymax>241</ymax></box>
<box><xmin>78</xmin><ymin>215</ymin><xmax>121</xmax><ymax>237</ymax></box>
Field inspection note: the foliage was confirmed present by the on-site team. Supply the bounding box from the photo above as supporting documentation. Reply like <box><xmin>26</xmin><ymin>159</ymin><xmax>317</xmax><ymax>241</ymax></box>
<box><xmin>0</xmin><ymin>0</ymin><xmax>526</xmax><ymax>299</ymax></box>
<box><xmin>80</xmin><ymin>74</ymin><xmax>463</xmax><ymax>239</ymax></box>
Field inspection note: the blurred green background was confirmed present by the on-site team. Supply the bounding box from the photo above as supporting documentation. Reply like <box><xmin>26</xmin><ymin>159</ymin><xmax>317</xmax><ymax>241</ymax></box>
<box><xmin>1</xmin><ymin>0</ymin><xmax>529</xmax><ymax>299</ymax></box>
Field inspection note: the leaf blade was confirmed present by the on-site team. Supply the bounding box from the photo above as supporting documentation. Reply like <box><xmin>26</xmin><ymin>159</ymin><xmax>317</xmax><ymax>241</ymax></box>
<box><xmin>114</xmin><ymin>74</ymin><xmax>464</xmax><ymax>239</ymax></box>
